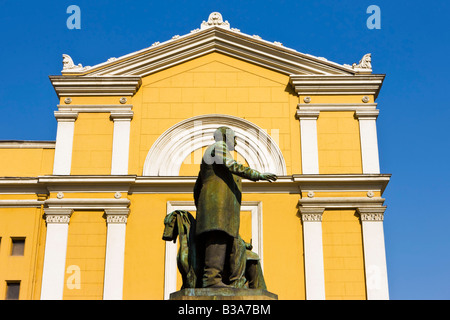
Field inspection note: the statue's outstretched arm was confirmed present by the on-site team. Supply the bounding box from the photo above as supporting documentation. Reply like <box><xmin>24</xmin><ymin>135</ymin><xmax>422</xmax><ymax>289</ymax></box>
<box><xmin>213</xmin><ymin>142</ymin><xmax>277</xmax><ymax>182</ymax></box>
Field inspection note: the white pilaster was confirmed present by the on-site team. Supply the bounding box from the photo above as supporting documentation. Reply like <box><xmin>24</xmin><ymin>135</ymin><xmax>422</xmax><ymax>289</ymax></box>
<box><xmin>297</xmin><ymin>110</ymin><xmax>320</xmax><ymax>174</ymax></box>
<box><xmin>357</xmin><ymin>207</ymin><xmax>389</xmax><ymax>300</ymax></box>
<box><xmin>53</xmin><ymin>111</ymin><xmax>78</xmax><ymax>175</ymax></box>
<box><xmin>40</xmin><ymin>208</ymin><xmax>73</xmax><ymax>300</ymax></box>
<box><xmin>103</xmin><ymin>208</ymin><xmax>130</xmax><ymax>300</ymax></box>
<box><xmin>110</xmin><ymin>112</ymin><xmax>133</xmax><ymax>175</ymax></box>
<box><xmin>355</xmin><ymin>110</ymin><xmax>380</xmax><ymax>174</ymax></box>
<box><xmin>299</xmin><ymin>207</ymin><xmax>326</xmax><ymax>300</ymax></box>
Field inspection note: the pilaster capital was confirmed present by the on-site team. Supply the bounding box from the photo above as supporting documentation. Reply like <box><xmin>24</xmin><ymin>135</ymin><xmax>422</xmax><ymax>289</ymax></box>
<box><xmin>295</xmin><ymin>110</ymin><xmax>320</xmax><ymax>120</ymax></box>
<box><xmin>354</xmin><ymin>109</ymin><xmax>379</xmax><ymax>120</ymax></box>
<box><xmin>104</xmin><ymin>208</ymin><xmax>130</xmax><ymax>224</ymax></box>
<box><xmin>299</xmin><ymin>207</ymin><xmax>325</xmax><ymax>222</ymax></box>
<box><xmin>357</xmin><ymin>207</ymin><xmax>386</xmax><ymax>221</ymax></box>
<box><xmin>43</xmin><ymin>208</ymin><xmax>73</xmax><ymax>224</ymax></box>
<box><xmin>110</xmin><ymin>111</ymin><xmax>134</xmax><ymax>121</ymax></box>
<box><xmin>54</xmin><ymin>111</ymin><xmax>78</xmax><ymax>122</ymax></box>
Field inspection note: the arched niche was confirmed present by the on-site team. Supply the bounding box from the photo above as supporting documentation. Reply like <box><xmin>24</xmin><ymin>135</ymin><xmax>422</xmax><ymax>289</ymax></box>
<box><xmin>143</xmin><ymin>114</ymin><xmax>287</xmax><ymax>176</ymax></box>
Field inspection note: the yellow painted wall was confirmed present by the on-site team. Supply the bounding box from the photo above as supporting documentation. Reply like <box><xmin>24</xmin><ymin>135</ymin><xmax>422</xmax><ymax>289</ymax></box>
<box><xmin>0</xmin><ymin>207</ymin><xmax>45</xmax><ymax>300</ymax></box>
<box><xmin>317</xmin><ymin>111</ymin><xmax>362</xmax><ymax>174</ymax></box>
<box><xmin>71</xmin><ymin>113</ymin><xmax>113</xmax><ymax>175</ymax></box>
<box><xmin>0</xmin><ymin>148</ymin><xmax>54</xmax><ymax>177</ymax></box>
<box><xmin>322</xmin><ymin>209</ymin><xmax>366</xmax><ymax>300</ymax></box>
<box><xmin>128</xmin><ymin>52</ymin><xmax>301</xmax><ymax>176</ymax></box>
<box><xmin>63</xmin><ymin>211</ymin><xmax>107</xmax><ymax>300</ymax></box>
<box><xmin>0</xmin><ymin>49</ymin><xmax>377</xmax><ymax>300</ymax></box>
<box><xmin>123</xmin><ymin>193</ymin><xmax>180</xmax><ymax>299</ymax></box>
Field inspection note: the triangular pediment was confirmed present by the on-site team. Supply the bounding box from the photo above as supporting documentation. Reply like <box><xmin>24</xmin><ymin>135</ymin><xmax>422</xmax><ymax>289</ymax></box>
<box><xmin>59</xmin><ymin>12</ymin><xmax>370</xmax><ymax>78</ymax></box>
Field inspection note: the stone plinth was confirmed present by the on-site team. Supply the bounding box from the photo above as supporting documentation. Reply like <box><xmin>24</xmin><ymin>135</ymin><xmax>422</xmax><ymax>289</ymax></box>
<box><xmin>170</xmin><ymin>288</ymin><xmax>278</xmax><ymax>300</ymax></box>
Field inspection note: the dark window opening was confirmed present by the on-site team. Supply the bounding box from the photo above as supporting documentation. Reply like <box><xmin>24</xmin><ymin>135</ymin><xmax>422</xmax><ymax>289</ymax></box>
<box><xmin>6</xmin><ymin>282</ymin><xmax>20</xmax><ymax>300</ymax></box>
<box><xmin>11</xmin><ymin>238</ymin><xmax>25</xmax><ymax>256</ymax></box>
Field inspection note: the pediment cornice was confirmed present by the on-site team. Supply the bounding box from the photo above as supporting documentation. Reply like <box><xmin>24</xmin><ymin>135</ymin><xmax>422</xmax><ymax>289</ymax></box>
<box><xmin>67</xmin><ymin>27</ymin><xmax>356</xmax><ymax>77</ymax></box>
<box><xmin>52</xmin><ymin>12</ymin><xmax>384</xmax><ymax>97</ymax></box>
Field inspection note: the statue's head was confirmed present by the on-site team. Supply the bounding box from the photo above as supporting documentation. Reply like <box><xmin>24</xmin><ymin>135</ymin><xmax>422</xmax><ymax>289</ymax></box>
<box><xmin>213</xmin><ymin>126</ymin><xmax>236</xmax><ymax>151</ymax></box>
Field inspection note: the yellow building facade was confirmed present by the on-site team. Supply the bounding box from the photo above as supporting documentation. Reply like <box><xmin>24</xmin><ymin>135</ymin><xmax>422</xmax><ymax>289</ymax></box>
<box><xmin>0</xmin><ymin>12</ymin><xmax>390</xmax><ymax>300</ymax></box>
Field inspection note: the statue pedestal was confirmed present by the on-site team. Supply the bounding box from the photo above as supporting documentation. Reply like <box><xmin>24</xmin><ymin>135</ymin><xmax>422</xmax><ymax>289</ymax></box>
<box><xmin>169</xmin><ymin>288</ymin><xmax>278</xmax><ymax>300</ymax></box>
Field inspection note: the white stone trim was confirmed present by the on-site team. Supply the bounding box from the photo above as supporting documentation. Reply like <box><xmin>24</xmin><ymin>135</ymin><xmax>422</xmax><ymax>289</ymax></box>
<box><xmin>53</xmin><ymin>111</ymin><xmax>78</xmax><ymax>175</ymax></box>
<box><xmin>297</xmin><ymin>103</ymin><xmax>378</xmax><ymax>112</ymax></box>
<box><xmin>57</xmin><ymin>104</ymin><xmax>133</xmax><ymax>113</ymax></box>
<box><xmin>103</xmin><ymin>208</ymin><xmax>130</xmax><ymax>300</ymax></box>
<box><xmin>164</xmin><ymin>201</ymin><xmax>263</xmax><ymax>300</ymax></box>
<box><xmin>298</xmin><ymin>196</ymin><xmax>385</xmax><ymax>209</ymax></box>
<box><xmin>355</xmin><ymin>110</ymin><xmax>380</xmax><ymax>174</ymax></box>
<box><xmin>49</xmin><ymin>76</ymin><xmax>142</xmax><ymax>98</ymax></box>
<box><xmin>0</xmin><ymin>141</ymin><xmax>55</xmax><ymax>149</ymax></box>
<box><xmin>110</xmin><ymin>111</ymin><xmax>133</xmax><ymax>175</ymax></box>
<box><xmin>143</xmin><ymin>114</ymin><xmax>286</xmax><ymax>176</ymax></box>
<box><xmin>299</xmin><ymin>207</ymin><xmax>326</xmax><ymax>300</ymax></box>
<box><xmin>40</xmin><ymin>208</ymin><xmax>73</xmax><ymax>300</ymax></box>
<box><xmin>0</xmin><ymin>199</ymin><xmax>45</xmax><ymax>208</ymax></box>
<box><xmin>290</xmin><ymin>74</ymin><xmax>385</xmax><ymax>98</ymax></box>
<box><xmin>31</xmin><ymin>174</ymin><xmax>390</xmax><ymax>195</ymax></box>
<box><xmin>296</xmin><ymin>111</ymin><xmax>320</xmax><ymax>174</ymax></box>
<box><xmin>357</xmin><ymin>207</ymin><xmax>389</xmax><ymax>300</ymax></box>
<box><xmin>44</xmin><ymin>197</ymin><xmax>130</xmax><ymax>210</ymax></box>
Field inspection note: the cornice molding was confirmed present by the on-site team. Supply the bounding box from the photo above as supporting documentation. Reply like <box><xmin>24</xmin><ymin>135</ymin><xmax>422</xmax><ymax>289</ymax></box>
<box><xmin>60</xmin><ymin>27</ymin><xmax>355</xmax><ymax>78</ymax></box>
<box><xmin>297</xmin><ymin>103</ymin><xmax>378</xmax><ymax>112</ymax></box>
<box><xmin>295</xmin><ymin>110</ymin><xmax>320</xmax><ymax>120</ymax></box>
<box><xmin>0</xmin><ymin>199</ymin><xmax>45</xmax><ymax>208</ymax></box>
<box><xmin>289</xmin><ymin>74</ymin><xmax>385</xmax><ymax>98</ymax></box>
<box><xmin>299</xmin><ymin>197</ymin><xmax>385</xmax><ymax>209</ymax></box>
<box><xmin>54</xmin><ymin>111</ymin><xmax>78</xmax><ymax>121</ymax></box>
<box><xmin>49</xmin><ymin>76</ymin><xmax>142</xmax><ymax>98</ymax></box>
<box><xmin>0</xmin><ymin>141</ymin><xmax>55</xmax><ymax>149</ymax></box>
<box><xmin>293</xmin><ymin>174</ymin><xmax>391</xmax><ymax>194</ymax></box>
<box><xmin>45</xmin><ymin>198</ymin><xmax>130</xmax><ymax>210</ymax></box>
<box><xmin>110</xmin><ymin>111</ymin><xmax>134</xmax><ymax>121</ymax></box>
<box><xmin>354</xmin><ymin>109</ymin><xmax>380</xmax><ymax>120</ymax></box>
<box><xmin>0</xmin><ymin>174</ymin><xmax>390</xmax><ymax>197</ymax></box>
<box><xmin>51</xmin><ymin>13</ymin><xmax>386</xmax><ymax>102</ymax></box>
<box><xmin>57</xmin><ymin>104</ymin><xmax>133</xmax><ymax>113</ymax></box>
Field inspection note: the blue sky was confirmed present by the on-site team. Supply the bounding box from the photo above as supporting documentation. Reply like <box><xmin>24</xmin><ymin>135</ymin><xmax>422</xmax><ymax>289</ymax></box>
<box><xmin>0</xmin><ymin>1</ymin><xmax>449</xmax><ymax>300</ymax></box>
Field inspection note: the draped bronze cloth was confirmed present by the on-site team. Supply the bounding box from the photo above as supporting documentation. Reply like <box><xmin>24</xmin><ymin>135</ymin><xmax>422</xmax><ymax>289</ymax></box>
<box><xmin>162</xmin><ymin>210</ymin><xmax>266</xmax><ymax>289</ymax></box>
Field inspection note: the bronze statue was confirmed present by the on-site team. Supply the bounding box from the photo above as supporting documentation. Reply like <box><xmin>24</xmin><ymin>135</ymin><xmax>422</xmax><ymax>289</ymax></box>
<box><xmin>163</xmin><ymin>126</ymin><xmax>277</xmax><ymax>290</ymax></box>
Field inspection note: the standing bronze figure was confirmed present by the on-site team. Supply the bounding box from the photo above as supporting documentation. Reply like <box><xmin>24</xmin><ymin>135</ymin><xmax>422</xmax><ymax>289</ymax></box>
<box><xmin>194</xmin><ymin>127</ymin><xmax>277</xmax><ymax>288</ymax></box>
<box><xmin>163</xmin><ymin>126</ymin><xmax>277</xmax><ymax>290</ymax></box>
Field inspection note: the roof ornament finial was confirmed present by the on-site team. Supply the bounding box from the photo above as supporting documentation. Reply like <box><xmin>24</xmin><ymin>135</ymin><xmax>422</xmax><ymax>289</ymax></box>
<box><xmin>200</xmin><ymin>12</ymin><xmax>230</xmax><ymax>30</ymax></box>
<box><xmin>351</xmin><ymin>53</ymin><xmax>372</xmax><ymax>72</ymax></box>
<box><xmin>62</xmin><ymin>54</ymin><xmax>91</xmax><ymax>73</ymax></box>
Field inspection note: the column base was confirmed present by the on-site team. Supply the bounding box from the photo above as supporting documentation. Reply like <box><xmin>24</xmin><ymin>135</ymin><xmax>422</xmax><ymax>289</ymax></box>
<box><xmin>169</xmin><ymin>288</ymin><xmax>278</xmax><ymax>300</ymax></box>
